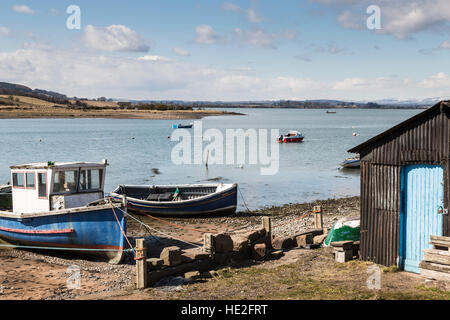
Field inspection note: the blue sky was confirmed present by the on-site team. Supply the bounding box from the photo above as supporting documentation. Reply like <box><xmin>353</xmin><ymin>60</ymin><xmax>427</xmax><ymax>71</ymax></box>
<box><xmin>0</xmin><ymin>0</ymin><xmax>449</xmax><ymax>101</ymax></box>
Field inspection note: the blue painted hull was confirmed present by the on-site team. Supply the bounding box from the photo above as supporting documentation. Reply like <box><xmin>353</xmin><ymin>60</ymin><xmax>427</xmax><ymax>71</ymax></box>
<box><xmin>112</xmin><ymin>184</ymin><xmax>238</xmax><ymax>217</ymax></box>
<box><xmin>0</xmin><ymin>205</ymin><xmax>127</xmax><ymax>263</ymax></box>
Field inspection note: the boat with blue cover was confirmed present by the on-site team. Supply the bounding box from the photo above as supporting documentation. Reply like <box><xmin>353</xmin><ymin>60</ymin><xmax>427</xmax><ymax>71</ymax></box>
<box><xmin>173</xmin><ymin>123</ymin><xmax>193</xmax><ymax>129</ymax></box>
<box><xmin>0</xmin><ymin>160</ymin><xmax>128</xmax><ymax>264</ymax></box>
<box><xmin>111</xmin><ymin>183</ymin><xmax>238</xmax><ymax>217</ymax></box>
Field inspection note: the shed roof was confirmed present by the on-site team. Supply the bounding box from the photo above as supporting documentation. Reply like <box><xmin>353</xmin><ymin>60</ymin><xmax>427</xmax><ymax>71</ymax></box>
<box><xmin>348</xmin><ymin>101</ymin><xmax>450</xmax><ymax>154</ymax></box>
<box><xmin>10</xmin><ymin>161</ymin><xmax>107</xmax><ymax>170</ymax></box>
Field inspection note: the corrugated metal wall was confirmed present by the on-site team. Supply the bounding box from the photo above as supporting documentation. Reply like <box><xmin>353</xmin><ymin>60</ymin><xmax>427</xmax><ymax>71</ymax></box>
<box><xmin>359</xmin><ymin>105</ymin><xmax>450</xmax><ymax>267</ymax></box>
<box><xmin>360</xmin><ymin>162</ymin><xmax>401</xmax><ymax>266</ymax></box>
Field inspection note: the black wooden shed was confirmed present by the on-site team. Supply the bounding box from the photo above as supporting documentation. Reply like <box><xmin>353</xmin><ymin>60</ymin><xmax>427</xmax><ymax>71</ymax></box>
<box><xmin>348</xmin><ymin>101</ymin><xmax>450</xmax><ymax>273</ymax></box>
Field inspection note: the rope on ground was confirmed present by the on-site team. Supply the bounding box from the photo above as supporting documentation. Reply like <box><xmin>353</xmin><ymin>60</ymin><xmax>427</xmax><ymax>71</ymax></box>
<box><xmin>110</xmin><ymin>204</ymin><xmax>135</xmax><ymax>255</ymax></box>
<box><xmin>224</xmin><ymin>223</ymin><xmax>254</xmax><ymax>234</ymax></box>
<box><xmin>127</xmin><ymin>213</ymin><xmax>203</xmax><ymax>249</ymax></box>
<box><xmin>0</xmin><ymin>243</ymin><xmax>132</xmax><ymax>252</ymax></box>
<box><xmin>138</xmin><ymin>211</ymin><xmax>209</xmax><ymax>234</ymax></box>
<box><xmin>238</xmin><ymin>188</ymin><xmax>251</xmax><ymax>213</ymax></box>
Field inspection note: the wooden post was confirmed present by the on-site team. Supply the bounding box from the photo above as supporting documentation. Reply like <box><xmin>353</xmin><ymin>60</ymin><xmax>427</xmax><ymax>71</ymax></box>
<box><xmin>313</xmin><ymin>205</ymin><xmax>323</xmax><ymax>229</ymax></box>
<box><xmin>121</xmin><ymin>195</ymin><xmax>127</xmax><ymax>214</ymax></box>
<box><xmin>262</xmin><ymin>216</ymin><xmax>272</xmax><ymax>249</ymax></box>
<box><xmin>135</xmin><ymin>238</ymin><xmax>147</xmax><ymax>289</ymax></box>
<box><xmin>203</xmin><ymin>233</ymin><xmax>215</xmax><ymax>254</ymax></box>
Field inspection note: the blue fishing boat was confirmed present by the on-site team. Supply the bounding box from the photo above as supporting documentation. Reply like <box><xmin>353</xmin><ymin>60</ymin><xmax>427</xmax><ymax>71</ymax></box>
<box><xmin>0</xmin><ymin>160</ymin><xmax>128</xmax><ymax>264</ymax></box>
<box><xmin>111</xmin><ymin>183</ymin><xmax>238</xmax><ymax>217</ymax></box>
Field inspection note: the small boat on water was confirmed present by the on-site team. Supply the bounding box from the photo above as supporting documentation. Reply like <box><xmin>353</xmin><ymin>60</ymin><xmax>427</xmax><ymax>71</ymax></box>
<box><xmin>0</xmin><ymin>160</ymin><xmax>127</xmax><ymax>264</ymax></box>
<box><xmin>326</xmin><ymin>110</ymin><xmax>336</xmax><ymax>114</ymax></box>
<box><xmin>340</xmin><ymin>155</ymin><xmax>360</xmax><ymax>168</ymax></box>
<box><xmin>111</xmin><ymin>183</ymin><xmax>238</xmax><ymax>217</ymax></box>
<box><xmin>277</xmin><ymin>130</ymin><xmax>304</xmax><ymax>143</ymax></box>
<box><xmin>173</xmin><ymin>123</ymin><xmax>194</xmax><ymax>129</ymax></box>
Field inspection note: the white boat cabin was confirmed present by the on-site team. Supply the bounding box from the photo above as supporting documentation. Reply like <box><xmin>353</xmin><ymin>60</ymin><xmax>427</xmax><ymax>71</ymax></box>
<box><xmin>9</xmin><ymin>160</ymin><xmax>107</xmax><ymax>213</ymax></box>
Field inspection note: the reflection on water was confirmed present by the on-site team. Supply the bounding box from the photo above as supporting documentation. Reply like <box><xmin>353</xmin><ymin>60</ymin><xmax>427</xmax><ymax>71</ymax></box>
<box><xmin>0</xmin><ymin>108</ymin><xmax>422</xmax><ymax>210</ymax></box>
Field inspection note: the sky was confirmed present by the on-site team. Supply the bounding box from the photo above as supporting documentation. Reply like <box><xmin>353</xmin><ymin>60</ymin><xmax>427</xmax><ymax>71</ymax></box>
<box><xmin>0</xmin><ymin>0</ymin><xmax>449</xmax><ymax>101</ymax></box>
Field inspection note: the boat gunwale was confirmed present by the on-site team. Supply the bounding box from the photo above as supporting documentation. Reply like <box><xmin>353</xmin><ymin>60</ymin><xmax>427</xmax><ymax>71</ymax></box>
<box><xmin>0</xmin><ymin>202</ymin><xmax>125</xmax><ymax>219</ymax></box>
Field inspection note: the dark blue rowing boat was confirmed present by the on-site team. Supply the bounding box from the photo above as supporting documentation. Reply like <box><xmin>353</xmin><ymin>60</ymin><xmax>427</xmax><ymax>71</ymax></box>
<box><xmin>111</xmin><ymin>183</ymin><xmax>238</xmax><ymax>217</ymax></box>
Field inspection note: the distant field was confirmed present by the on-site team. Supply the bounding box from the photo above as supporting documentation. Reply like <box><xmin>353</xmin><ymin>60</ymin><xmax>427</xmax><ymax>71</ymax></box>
<box><xmin>0</xmin><ymin>95</ymin><xmax>65</xmax><ymax>107</ymax></box>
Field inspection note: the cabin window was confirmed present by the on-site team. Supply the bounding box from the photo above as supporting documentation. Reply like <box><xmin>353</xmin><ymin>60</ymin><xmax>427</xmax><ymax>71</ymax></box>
<box><xmin>12</xmin><ymin>172</ymin><xmax>24</xmax><ymax>188</ymax></box>
<box><xmin>38</xmin><ymin>173</ymin><xmax>47</xmax><ymax>198</ymax></box>
<box><xmin>79</xmin><ymin>169</ymin><xmax>103</xmax><ymax>191</ymax></box>
<box><xmin>26</xmin><ymin>172</ymin><xmax>35</xmax><ymax>189</ymax></box>
<box><xmin>53</xmin><ymin>170</ymin><xmax>79</xmax><ymax>193</ymax></box>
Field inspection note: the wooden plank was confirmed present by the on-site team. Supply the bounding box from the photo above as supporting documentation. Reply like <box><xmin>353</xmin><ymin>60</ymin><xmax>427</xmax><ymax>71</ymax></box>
<box><xmin>430</xmin><ymin>235</ymin><xmax>450</xmax><ymax>249</ymax></box>
<box><xmin>331</xmin><ymin>241</ymin><xmax>353</xmax><ymax>250</ymax></box>
<box><xmin>422</xmin><ymin>248</ymin><xmax>450</xmax><ymax>265</ymax></box>
<box><xmin>420</xmin><ymin>268</ymin><xmax>450</xmax><ymax>282</ymax></box>
<box><xmin>419</xmin><ymin>261</ymin><xmax>450</xmax><ymax>274</ymax></box>
<box><xmin>430</xmin><ymin>235</ymin><xmax>450</xmax><ymax>242</ymax></box>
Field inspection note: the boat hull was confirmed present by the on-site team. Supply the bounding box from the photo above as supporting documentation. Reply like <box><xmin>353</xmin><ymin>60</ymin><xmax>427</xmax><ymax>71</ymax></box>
<box><xmin>0</xmin><ymin>204</ymin><xmax>127</xmax><ymax>264</ymax></box>
<box><xmin>111</xmin><ymin>184</ymin><xmax>238</xmax><ymax>217</ymax></box>
<box><xmin>340</xmin><ymin>159</ymin><xmax>361</xmax><ymax>168</ymax></box>
<box><xmin>279</xmin><ymin>137</ymin><xmax>304</xmax><ymax>143</ymax></box>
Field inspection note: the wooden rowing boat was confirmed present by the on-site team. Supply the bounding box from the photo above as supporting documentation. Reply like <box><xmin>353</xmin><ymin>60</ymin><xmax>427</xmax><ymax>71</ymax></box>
<box><xmin>111</xmin><ymin>183</ymin><xmax>238</xmax><ymax>217</ymax></box>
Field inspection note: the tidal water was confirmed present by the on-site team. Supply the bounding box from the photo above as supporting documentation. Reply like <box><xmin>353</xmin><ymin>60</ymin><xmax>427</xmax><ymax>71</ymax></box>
<box><xmin>0</xmin><ymin>108</ymin><xmax>422</xmax><ymax>211</ymax></box>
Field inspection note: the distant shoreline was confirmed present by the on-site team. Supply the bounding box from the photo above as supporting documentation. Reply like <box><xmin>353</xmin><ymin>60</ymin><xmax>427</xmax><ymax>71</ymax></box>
<box><xmin>0</xmin><ymin>108</ymin><xmax>244</xmax><ymax>120</ymax></box>
<box><xmin>208</xmin><ymin>105</ymin><xmax>429</xmax><ymax>110</ymax></box>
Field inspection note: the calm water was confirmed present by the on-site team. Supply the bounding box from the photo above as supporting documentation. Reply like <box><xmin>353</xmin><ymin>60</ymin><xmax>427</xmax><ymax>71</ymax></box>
<box><xmin>0</xmin><ymin>108</ymin><xmax>422</xmax><ymax>210</ymax></box>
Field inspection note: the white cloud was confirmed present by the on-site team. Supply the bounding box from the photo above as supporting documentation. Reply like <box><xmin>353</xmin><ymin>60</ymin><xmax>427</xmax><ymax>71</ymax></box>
<box><xmin>82</xmin><ymin>25</ymin><xmax>150</xmax><ymax>52</ymax></box>
<box><xmin>247</xmin><ymin>8</ymin><xmax>263</xmax><ymax>23</ymax></box>
<box><xmin>440</xmin><ymin>40</ymin><xmax>450</xmax><ymax>49</ymax></box>
<box><xmin>173</xmin><ymin>47</ymin><xmax>190</xmax><ymax>56</ymax></box>
<box><xmin>12</xmin><ymin>5</ymin><xmax>34</xmax><ymax>15</ymax></box>
<box><xmin>332</xmin><ymin>77</ymin><xmax>403</xmax><ymax>90</ymax></box>
<box><xmin>280</xmin><ymin>30</ymin><xmax>298</xmax><ymax>40</ymax></box>
<box><xmin>138</xmin><ymin>55</ymin><xmax>171</xmax><ymax>62</ymax></box>
<box><xmin>337</xmin><ymin>11</ymin><xmax>364</xmax><ymax>30</ymax></box>
<box><xmin>0</xmin><ymin>45</ymin><xmax>449</xmax><ymax>101</ymax></box>
<box><xmin>233</xmin><ymin>28</ymin><xmax>277</xmax><ymax>49</ymax></box>
<box><xmin>315</xmin><ymin>0</ymin><xmax>450</xmax><ymax>39</ymax></box>
<box><xmin>195</xmin><ymin>25</ymin><xmax>222</xmax><ymax>44</ymax></box>
<box><xmin>0</xmin><ymin>27</ymin><xmax>11</xmax><ymax>37</ymax></box>
<box><xmin>222</xmin><ymin>2</ymin><xmax>242</xmax><ymax>12</ymax></box>
<box><xmin>419</xmin><ymin>72</ymin><xmax>450</xmax><ymax>88</ymax></box>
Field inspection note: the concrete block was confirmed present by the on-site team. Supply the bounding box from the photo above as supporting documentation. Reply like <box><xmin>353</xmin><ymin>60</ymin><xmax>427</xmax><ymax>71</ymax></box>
<box><xmin>160</xmin><ymin>246</ymin><xmax>182</xmax><ymax>267</ymax></box>
<box><xmin>335</xmin><ymin>249</ymin><xmax>353</xmax><ymax>263</ymax></box>
<box><xmin>313</xmin><ymin>234</ymin><xmax>327</xmax><ymax>245</ymax></box>
<box><xmin>295</xmin><ymin>234</ymin><xmax>314</xmax><ymax>248</ymax></box>
<box><xmin>252</xmin><ymin>243</ymin><xmax>267</xmax><ymax>261</ymax></box>
<box><xmin>272</xmin><ymin>237</ymin><xmax>295</xmax><ymax>250</ymax></box>
<box><xmin>147</xmin><ymin>258</ymin><xmax>164</xmax><ymax>270</ymax></box>
<box><xmin>214</xmin><ymin>234</ymin><xmax>234</xmax><ymax>253</ymax></box>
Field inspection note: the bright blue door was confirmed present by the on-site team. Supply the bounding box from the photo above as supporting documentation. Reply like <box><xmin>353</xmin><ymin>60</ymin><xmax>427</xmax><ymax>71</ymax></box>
<box><xmin>400</xmin><ymin>165</ymin><xmax>444</xmax><ymax>273</ymax></box>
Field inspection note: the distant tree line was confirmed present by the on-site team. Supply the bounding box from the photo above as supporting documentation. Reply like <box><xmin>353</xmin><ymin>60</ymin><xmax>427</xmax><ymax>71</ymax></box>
<box><xmin>117</xmin><ymin>102</ymin><xmax>192</xmax><ymax>111</ymax></box>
